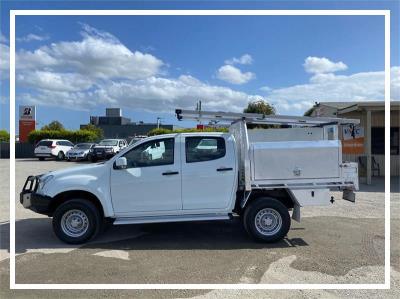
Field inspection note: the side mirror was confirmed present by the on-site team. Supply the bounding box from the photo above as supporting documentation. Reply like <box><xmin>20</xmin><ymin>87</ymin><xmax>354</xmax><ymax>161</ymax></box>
<box><xmin>115</xmin><ymin>157</ymin><xmax>127</xmax><ymax>169</ymax></box>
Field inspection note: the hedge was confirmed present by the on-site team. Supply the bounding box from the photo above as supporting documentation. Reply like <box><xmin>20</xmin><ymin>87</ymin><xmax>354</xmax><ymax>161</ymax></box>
<box><xmin>148</xmin><ymin>127</ymin><xmax>228</xmax><ymax>136</ymax></box>
<box><xmin>28</xmin><ymin>129</ymin><xmax>100</xmax><ymax>144</ymax></box>
<box><xmin>0</xmin><ymin>130</ymin><xmax>10</xmax><ymax>142</ymax></box>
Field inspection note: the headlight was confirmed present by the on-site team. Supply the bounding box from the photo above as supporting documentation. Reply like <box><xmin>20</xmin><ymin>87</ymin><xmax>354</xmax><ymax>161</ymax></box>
<box><xmin>38</xmin><ymin>175</ymin><xmax>54</xmax><ymax>190</ymax></box>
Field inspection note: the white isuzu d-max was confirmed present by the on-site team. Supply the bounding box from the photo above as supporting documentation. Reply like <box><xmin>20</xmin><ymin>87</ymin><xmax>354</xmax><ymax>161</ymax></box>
<box><xmin>20</xmin><ymin>109</ymin><xmax>359</xmax><ymax>244</ymax></box>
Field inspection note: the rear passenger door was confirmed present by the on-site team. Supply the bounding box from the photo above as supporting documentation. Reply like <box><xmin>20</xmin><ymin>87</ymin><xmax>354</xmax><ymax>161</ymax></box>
<box><xmin>181</xmin><ymin>135</ymin><xmax>237</xmax><ymax>210</ymax></box>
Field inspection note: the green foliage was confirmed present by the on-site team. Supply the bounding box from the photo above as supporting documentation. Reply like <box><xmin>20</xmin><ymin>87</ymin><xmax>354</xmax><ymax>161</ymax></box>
<box><xmin>303</xmin><ymin>107</ymin><xmax>315</xmax><ymax>116</ymax></box>
<box><xmin>244</xmin><ymin>100</ymin><xmax>276</xmax><ymax>115</ymax></box>
<box><xmin>41</xmin><ymin>121</ymin><xmax>65</xmax><ymax>131</ymax></box>
<box><xmin>147</xmin><ymin>128</ymin><xmax>173</xmax><ymax>136</ymax></box>
<box><xmin>28</xmin><ymin>129</ymin><xmax>99</xmax><ymax>144</ymax></box>
<box><xmin>0</xmin><ymin>130</ymin><xmax>10</xmax><ymax>142</ymax></box>
<box><xmin>80</xmin><ymin>124</ymin><xmax>104</xmax><ymax>140</ymax></box>
<box><xmin>148</xmin><ymin>127</ymin><xmax>228</xmax><ymax>137</ymax></box>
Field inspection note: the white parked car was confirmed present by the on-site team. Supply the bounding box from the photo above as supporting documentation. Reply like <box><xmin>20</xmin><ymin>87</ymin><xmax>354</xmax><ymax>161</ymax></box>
<box><xmin>88</xmin><ymin>139</ymin><xmax>128</xmax><ymax>162</ymax></box>
<box><xmin>129</xmin><ymin>135</ymin><xmax>147</xmax><ymax>146</ymax></box>
<box><xmin>66</xmin><ymin>143</ymin><xmax>96</xmax><ymax>161</ymax></box>
<box><xmin>34</xmin><ymin>139</ymin><xmax>74</xmax><ymax>161</ymax></box>
<box><xmin>21</xmin><ymin>109</ymin><xmax>359</xmax><ymax>244</ymax></box>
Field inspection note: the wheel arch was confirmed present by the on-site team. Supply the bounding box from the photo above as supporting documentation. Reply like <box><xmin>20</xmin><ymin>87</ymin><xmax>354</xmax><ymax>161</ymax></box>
<box><xmin>242</xmin><ymin>189</ymin><xmax>294</xmax><ymax>211</ymax></box>
<box><xmin>49</xmin><ymin>190</ymin><xmax>105</xmax><ymax>218</ymax></box>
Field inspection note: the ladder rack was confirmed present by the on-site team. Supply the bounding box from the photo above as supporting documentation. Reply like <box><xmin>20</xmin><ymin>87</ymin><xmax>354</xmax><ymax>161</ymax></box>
<box><xmin>175</xmin><ymin>109</ymin><xmax>360</xmax><ymax>127</ymax></box>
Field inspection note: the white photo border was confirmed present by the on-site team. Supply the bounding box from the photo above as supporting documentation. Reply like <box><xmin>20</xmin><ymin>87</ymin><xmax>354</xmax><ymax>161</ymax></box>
<box><xmin>9</xmin><ymin>9</ymin><xmax>391</xmax><ymax>290</ymax></box>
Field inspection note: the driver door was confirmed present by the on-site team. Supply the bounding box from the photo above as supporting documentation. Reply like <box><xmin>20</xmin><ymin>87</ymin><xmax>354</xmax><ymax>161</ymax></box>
<box><xmin>110</xmin><ymin>137</ymin><xmax>182</xmax><ymax>215</ymax></box>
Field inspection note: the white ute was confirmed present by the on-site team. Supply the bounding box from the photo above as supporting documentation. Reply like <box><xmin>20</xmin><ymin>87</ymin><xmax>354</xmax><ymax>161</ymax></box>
<box><xmin>20</xmin><ymin>109</ymin><xmax>359</xmax><ymax>244</ymax></box>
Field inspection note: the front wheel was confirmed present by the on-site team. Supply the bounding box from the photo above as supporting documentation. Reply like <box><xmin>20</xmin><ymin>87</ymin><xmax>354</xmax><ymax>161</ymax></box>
<box><xmin>243</xmin><ymin>197</ymin><xmax>290</xmax><ymax>243</ymax></box>
<box><xmin>52</xmin><ymin>199</ymin><xmax>102</xmax><ymax>244</ymax></box>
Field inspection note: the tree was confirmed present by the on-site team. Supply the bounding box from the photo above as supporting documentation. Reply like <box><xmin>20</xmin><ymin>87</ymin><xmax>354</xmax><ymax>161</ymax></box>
<box><xmin>0</xmin><ymin>130</ymin><xmax>10</xmax><ymax>142</ymax></box>
<box><xmin>244</xmin><ymin>100</ymin><xmax>276</xmax><ymax>115</ymax></box>
<box><xmin>81</xmin><ymin>124</ymin><xmax>104</xmax><ymax>140</ymax></box>
<box><xmin>41</xmin><ymin>121</ymin><xmax>65</xmax><ymax>131</ymax></box>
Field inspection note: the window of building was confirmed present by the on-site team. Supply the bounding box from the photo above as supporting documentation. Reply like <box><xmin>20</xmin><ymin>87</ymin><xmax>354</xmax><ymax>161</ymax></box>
<box><xmin>185</xmin><ymin>137</ymin><xmax>226</xmax><ymax>163</ymax></box>
<box><xmin>371</xmin><ymin>127</ymin><xmax>399</xmax><ymax>155</ymax></box>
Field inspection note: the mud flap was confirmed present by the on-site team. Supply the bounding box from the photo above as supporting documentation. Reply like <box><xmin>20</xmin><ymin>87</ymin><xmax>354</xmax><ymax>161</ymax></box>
<box><xmin>292</xmin><ymin>204</ymin><xmax>301</xmax><ymax>222</ymax></box>
<box><xmin>343</xmin><ymin>189</ymin><xmax>356</xmax><ymax>203</ymax></box>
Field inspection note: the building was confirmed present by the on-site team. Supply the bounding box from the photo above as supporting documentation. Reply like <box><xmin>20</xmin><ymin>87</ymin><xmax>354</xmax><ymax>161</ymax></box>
<box><xmin>81</xmin><ymin>108</ymin><xmax>173</xmax><ymax>139</ymax></box>
<box><xmin>307</xmin><ymin>101</ymin><xmax>400</xmax><ymax>184</ymax></box>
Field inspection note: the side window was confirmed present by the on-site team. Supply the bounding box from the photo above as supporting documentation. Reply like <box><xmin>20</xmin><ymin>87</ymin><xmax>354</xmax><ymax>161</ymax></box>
<box><xmin>185</xmin><ymin>137</ymin><xmax>226</xmax><ymax>163</ymax></box>
<box><xmin>56</xmin><ymin>141</ymin><xmax>61</xmax><ymax>146</ymax></box>
<box><xmin>123</xmin><ymin>138</ymin><xmax>174</xmax><ymax>168</ymax></box>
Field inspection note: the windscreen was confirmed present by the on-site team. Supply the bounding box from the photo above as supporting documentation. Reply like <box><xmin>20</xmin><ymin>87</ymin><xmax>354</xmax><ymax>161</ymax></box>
<box><xmin>74</xmin><ymin>143</ymin><xmax>91</xmax><ymax>149</ymax></box>
<box><xmin>37</xmin><ymin>141</ymin><xmax>52</xmax><ymax>147</ymax></box>
<box><xmin>99</xmin><ymin>140</ymin><xmax>118</xmax><ymax>146</ymax></box>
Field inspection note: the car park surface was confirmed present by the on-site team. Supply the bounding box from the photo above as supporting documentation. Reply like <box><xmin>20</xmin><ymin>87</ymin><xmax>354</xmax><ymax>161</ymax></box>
<box><xmin>0</xmin><ymin>159</ymin><xmax>399</xmax><ymax>298</ymax></box>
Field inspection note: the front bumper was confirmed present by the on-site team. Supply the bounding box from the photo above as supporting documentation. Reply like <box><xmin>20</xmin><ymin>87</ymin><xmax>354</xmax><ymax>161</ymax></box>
<box><xmin>20</xmin><ymin>176</ymin><xmax>53</xmax><ymax>215</ymax></box>
<box><xmin>93</xmin><ymin>150</ymin><xmax>114</xmax><ymax>159</ymax></box>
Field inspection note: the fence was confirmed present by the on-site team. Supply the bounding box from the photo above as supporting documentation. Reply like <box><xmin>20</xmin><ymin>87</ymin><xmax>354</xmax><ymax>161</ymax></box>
<box><xmin>0</xmin><ymin>142</ymin><xmax>35</xmax><ymax>159</ymax></box>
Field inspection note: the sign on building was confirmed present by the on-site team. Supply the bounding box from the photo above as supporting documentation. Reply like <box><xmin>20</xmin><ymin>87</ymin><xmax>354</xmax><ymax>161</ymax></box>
<box><xmin>342</xmin><ymin>125</ymin><xmax>364</xmax><ymax>154</ymax></box>
<box><xmin>19</xmin><ymin>105</ymin><xmax>36</xmax><ymax>142</ymax></box>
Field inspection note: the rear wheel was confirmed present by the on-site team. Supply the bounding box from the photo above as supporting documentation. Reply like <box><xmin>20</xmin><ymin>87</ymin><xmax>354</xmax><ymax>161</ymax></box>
<box><xmin>243</xmin><ymin>197</ymin><xmax>290</xmax><ymax>243</ymax></box>
<box><xmin>52</xmin><ymin>199</ymin><xmax>102</xmax><ymax>244</ymax></box>
<box><xmin>56</xmin><ymin>151</ymin><xmax>65</xmax><ymax>161</ymax></box>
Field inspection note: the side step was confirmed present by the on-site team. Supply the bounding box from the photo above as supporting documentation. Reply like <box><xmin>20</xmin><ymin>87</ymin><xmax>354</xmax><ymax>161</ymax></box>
<box><xmin>113</xmin><ymin>213</ymin><xmax>231</xmax><ymax>225</ymax></box>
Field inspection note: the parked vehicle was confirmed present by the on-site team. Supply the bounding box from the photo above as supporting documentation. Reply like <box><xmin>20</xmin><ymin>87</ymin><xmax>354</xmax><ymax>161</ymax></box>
<box><xmin>34</xmin><ymin>139</ymin><xmax>74</xmax><ymax>161</ymax></box>
<box><xmin>66</xmin><ymin>143</ymin><xmax>96</xmax><ymax>161</ymax></box>
<box><xmin>88</xmin><ymin>139</ymin><xmax>127</xmax><ymax>162</ymax></box>
<box><xmin>128</xmin><ymin>135</ymin><xmax>147</xmax><ymax>146</ymax></box>
<box><xmin>21</xmin><ymin>109</ymin><xmax>359</xmax><ymax>244</ymax></box>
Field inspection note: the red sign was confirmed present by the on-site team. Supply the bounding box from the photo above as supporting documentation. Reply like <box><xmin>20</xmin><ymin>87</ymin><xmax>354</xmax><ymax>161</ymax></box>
<box><xmin>19</xmin><ymin>120</ymin><xmax>36</xmax><ymax>142</ymax></box>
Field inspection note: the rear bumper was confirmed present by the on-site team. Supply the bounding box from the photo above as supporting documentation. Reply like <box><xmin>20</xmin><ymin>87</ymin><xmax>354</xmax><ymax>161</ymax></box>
<box><xmin>34</xmin><ymin>153</ymin><xmax>54</xmax><ymax>157</ymax></box>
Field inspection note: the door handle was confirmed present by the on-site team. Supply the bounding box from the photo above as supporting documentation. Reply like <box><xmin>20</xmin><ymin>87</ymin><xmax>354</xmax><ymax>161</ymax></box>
<box><xmin>216</xmin><ymin>167</ymin><xmax>233</xmax><ymax>172</ymax></box>
<box><xmin>162</xmin><ymin>171</ymin><xmax>179</xmax><ymax>175</ymax></box>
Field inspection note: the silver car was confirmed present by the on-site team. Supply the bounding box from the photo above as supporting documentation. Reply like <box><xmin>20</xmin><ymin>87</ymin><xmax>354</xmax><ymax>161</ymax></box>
<box><xmin>66</xmin><ymin>143</ymin><xmax>96</xmax><ymax>161</ymax></box>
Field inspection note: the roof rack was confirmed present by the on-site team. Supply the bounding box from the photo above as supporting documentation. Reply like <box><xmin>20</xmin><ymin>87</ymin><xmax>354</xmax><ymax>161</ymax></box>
<box><xmin>175</xmin><ymin>109</ymin><xmax>360</xmax><ymax>127</ymax></box>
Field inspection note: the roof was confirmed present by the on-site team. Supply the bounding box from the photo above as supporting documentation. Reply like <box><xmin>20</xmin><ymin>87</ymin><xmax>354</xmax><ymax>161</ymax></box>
<box><xmin>337</xmin><ymin>101</ymin><xmax>400</xmax><ymax>114</ymax></box>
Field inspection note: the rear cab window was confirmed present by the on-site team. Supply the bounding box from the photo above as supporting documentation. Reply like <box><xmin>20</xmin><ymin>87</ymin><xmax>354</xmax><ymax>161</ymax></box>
<box><xmin>185</xmin><ymin>136</ymin><xmax>226</xmax><ymax>163</ymax></box>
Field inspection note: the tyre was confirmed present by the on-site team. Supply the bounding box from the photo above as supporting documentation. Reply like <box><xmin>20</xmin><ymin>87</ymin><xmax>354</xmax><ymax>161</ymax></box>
<box><xmin>52</xmin><ymin>199</ymin><xmax>102</xmax><ymax>244</ymax></box>
<box><xmin>56</xmin><ymin>151</ymin><xmax>65</xmax><ymax>161</ymax></box>
<box><xmin>38</xmin><ymin>157</ymin><xmax>45</xmax><ymax>161</ymax></box>
<box><xmin>243</xmin><ymin>197</ymin><xmax>290</xmax><ymax>243</ymax></box>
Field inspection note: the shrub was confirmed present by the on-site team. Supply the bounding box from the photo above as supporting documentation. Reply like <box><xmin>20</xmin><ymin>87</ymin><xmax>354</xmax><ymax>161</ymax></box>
<box><xmin>28</xmin><ymin>129</ymin><xmax>99</xmax><ymax>144</ymax></box>
<box><xmin>0</xmin><ymin>130</ymin><xmax>10</xmax><ymax>142</ymax></box>
<box><xmin>148</xmin><ymin>127</ymin><xmax>228</xmax><ymax>137</ymax></box>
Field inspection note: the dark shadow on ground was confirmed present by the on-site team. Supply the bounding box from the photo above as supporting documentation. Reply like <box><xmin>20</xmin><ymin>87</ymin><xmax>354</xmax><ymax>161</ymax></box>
<box><xmin>0</xmin><ymin>218</ymin><xmax>308</xmax><ymax>255</ymax></box>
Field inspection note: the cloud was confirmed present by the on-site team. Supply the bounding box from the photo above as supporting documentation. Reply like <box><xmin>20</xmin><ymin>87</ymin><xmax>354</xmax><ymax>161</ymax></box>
<box><xmin>17</xmin><ymin>33</ymin><xmax>49</xmax><ymax>43</ymax></box>
<box><xmin>0</xmin><ymin>43</ymin><xmax>9</xmax><ymax>73</ymax></box>
<box><xmin>16</xmin><ymin>24</ymin><xmax>164</xmax><ymax>80</ymax></box>
<box><xmin>20</xmin><ymin>74</ymin><xmax>265</xmax><ymax>112</ymax></box>
<box><xmin>225</xmin><ymin>54</ymin><xmax>253</xmax><ymax>65</ymax></box>
<box><xmin>0</xmin><ymin>33</ymin><xmax>7</xmax><ymax>43</ymax></box>
<box><xmin>216</xmin><ymin>65</ymin><xmax>255</xmax><ymax>85</ymax></box>
<box><xmin>267</xmin><ymin>67</ymin><xmax>399</xmax><ymax>115</ymax></box>
<box><xmin>17</xmin><ymin>71</ymin><xmax>93</xmax><ymax>92</ymax></box>
<box><xmin>303</xmin><ymin>56</ymin><xmax>348</xmax><ymax>74</ymax></box>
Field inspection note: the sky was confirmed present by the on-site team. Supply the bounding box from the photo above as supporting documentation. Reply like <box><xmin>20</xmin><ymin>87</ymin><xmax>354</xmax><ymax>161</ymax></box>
<box><xmin>0</xmin><ymin>1</ymin><xmax>399</xmax><ymax>131</ymax></box>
